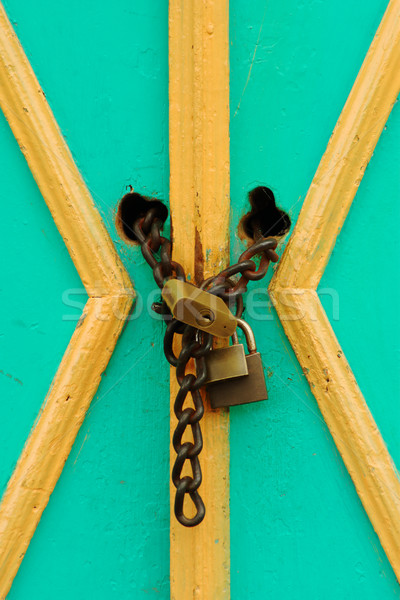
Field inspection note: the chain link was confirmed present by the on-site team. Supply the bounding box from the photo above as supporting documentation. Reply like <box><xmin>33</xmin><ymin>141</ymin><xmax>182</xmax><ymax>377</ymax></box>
<box><xmin>132</xmin><ymin>205</ymin><xmax>279</xmax><ymax>527</ymax></box>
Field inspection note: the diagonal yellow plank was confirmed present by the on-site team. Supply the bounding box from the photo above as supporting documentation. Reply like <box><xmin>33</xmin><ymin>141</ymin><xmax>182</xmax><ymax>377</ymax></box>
<box><xmin>269</xmin><ymin>0</ymin><xmax>400</xmax><ymax>580</ymax></box>
<box><xmin>0</xmin><ymin>4</ymin><xmax>134</xmax><ymax>596</ymax></box>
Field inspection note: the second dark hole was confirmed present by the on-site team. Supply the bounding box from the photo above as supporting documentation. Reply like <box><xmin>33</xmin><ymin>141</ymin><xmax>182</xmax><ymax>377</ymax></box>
<box><xmin>241</xmin><ymin>186</ymin><xmax>291</xmax><ymax>239</ymax></box>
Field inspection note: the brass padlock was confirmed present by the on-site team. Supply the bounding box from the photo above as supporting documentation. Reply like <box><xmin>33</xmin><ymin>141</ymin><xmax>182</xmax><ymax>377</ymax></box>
<box><xmin>206</xmin><ymin>319</ymin><xmax>268</xmax><ymax>408</ymax></box>
<box><xmin>162</xmin><ymin>279</ymin><xmax>237</xmax><ymax>337</ymax></box>
<box><xmin>204</xmin><ymin>330</ymin><xmax>249</xmax><ymax>384</ymax></box>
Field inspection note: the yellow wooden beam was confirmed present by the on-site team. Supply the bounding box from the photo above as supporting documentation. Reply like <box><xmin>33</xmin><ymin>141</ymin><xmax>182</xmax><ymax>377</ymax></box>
<box><xmin>169</xmin><ymin>0</ymin><xmax>230</xmax><ymax>597</ymax></box>
<box><xmin>0</xmin><ymin>4</ymin><xmax>134</xmax><ymax>596</ymax></box>
<box><xmin>269</xmin><ymin>0</ymin><xmax>400</xmax><ymax>579</ymax></box>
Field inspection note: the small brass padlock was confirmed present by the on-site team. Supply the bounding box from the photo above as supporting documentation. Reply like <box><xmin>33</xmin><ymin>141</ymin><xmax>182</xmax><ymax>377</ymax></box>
<box><xmin>206</xmin><ymin>319</ymin><xmax>268</xmax><ymax>409</ymax></box>
<box><xmin>162</xmin><ymin>279</ymin><xmax>237</xmax><ymax>337</ymax></box>
<box><xmin>204</xmin><ymin>330</ymin><xmax>249</xmax><ymax>384</ymax></box>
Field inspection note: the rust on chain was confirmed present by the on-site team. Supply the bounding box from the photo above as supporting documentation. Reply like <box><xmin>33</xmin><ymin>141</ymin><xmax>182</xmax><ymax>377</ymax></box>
<box><xmin>132</xmin><ymin>205</ymin><xmax>279</xmax><ymax>527</ymax></box>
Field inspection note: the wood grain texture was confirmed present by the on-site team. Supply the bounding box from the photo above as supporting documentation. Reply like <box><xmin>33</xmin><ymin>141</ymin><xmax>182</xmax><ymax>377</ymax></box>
<box><xmin>169</xmin><ymin>1</ymin><xmax>230</xmax><ymax>598</ymax></box>
<box><xmin>269</xmin><ymin>0</ymin><xmax>400</xmax><ymax>580</ymax></box>
<box><xmin>0</xmin><ymin>5</ymin><xmax>134</xmax><ymax>596</ymax></box>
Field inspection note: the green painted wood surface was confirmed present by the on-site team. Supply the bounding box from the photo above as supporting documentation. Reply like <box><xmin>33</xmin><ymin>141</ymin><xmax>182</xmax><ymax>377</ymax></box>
<box><xmin>0</xmin><ymin>0</ymin><xmax>399</xmax><ymax>598</ymax></box>
<box><xmin>230</xmin><ymin>1</ymin><xmax>400</xmax><ymax>599</ymax></box>
<box><xmin>1</xmin><ymin>1</ymin><xmax>170</xmax><ymax>598</ymax></box>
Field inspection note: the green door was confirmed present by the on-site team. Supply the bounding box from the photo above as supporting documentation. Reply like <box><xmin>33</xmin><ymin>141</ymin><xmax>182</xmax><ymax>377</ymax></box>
<box><xmin>0</xmin><ymin>0</ymin><xmax>399</xmax><ymax>598</ymax></box>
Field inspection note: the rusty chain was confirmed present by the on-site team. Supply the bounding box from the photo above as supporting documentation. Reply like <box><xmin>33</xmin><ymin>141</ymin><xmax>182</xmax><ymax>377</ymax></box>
<box><xmin>132</xmin><ymin>205</ymin><xmax>279</xmax><ymax>527</ymax></box>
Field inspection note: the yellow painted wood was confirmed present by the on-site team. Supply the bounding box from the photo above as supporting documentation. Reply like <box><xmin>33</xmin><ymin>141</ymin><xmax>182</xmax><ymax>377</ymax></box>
<box><xmin>269</xmin><ymin>0</ymin><xmax>400</xmax><ymax>580</ymax></box>
<box><xmin>0</xmin><ymin>5</ymin><xmax>134</xmax><ymax>596</ymax></box>
<box><xmin>169</xmin><ymin>1</ymin><xmax>230</xmax><ymax>598</ymax></box>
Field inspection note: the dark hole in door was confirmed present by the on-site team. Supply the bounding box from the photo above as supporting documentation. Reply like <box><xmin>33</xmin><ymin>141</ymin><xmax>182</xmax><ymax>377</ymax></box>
<box><xmin>241</xmin><ymin>186</ymin><xmax>291</xmax><ymax>240</ymax></box>
<box><xmin>116</xmin><ymin>191</ymin><xmax>168</xmax><ymax>243</ymax></box>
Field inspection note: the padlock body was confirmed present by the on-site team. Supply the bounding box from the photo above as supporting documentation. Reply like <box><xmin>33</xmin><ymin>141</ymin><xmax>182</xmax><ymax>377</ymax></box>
<box><xmin>207</xmin><ymin>352</ymin><xmax>267</xmax><ymax>408</ymax></box>
<box><xmin>204</xmin><ymin>344</ymin><xmax>248</xmax><ymax>384</ymax></box>
<box><xmin>162</xmin><ymin>279</ymin><xmax>237</xmax><ymax>337</ymax></box>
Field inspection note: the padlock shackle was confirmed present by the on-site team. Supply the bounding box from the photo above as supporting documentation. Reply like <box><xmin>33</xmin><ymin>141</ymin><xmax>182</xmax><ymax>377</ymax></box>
<box><xmin>236</xmin><ymin>318</ymin><xmax>257</xmax><ymax>353</ymax></box>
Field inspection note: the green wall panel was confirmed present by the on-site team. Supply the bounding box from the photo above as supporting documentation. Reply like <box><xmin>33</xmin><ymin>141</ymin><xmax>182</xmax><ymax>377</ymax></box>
<box><xmin>0</xmin><ymin>0</ymin><xmax>399</xmax><ymax>598</ymax></box>
<box><xmin>320</xmin><ymin>103</ymin><xmax>400</xmax><ymax>470</ymax></box>
<box><xmin>229</xmin><ymin>0</ymin><xmax>400</xmax><ymax>599</ymax></box>
<box><xmin>0</xmin><ymin>111</ymin><xmax>82</xmax><ymax>498</ymax></box>
<box><xmin>2</xmin><ymin>1</ymin><xmax>170</xmax><ymax>598</ymax></box>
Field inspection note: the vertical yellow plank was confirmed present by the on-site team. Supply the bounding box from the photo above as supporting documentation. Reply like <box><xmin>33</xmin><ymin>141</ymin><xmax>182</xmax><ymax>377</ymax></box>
<box><xmin>169</xmin><ymin>1</ymin><xmax>230</xmax><ymax>598</ymax></box>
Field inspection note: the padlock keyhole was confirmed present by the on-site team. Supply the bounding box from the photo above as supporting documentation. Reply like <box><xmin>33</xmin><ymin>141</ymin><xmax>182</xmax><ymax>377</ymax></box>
<box><xmin>196</xmin><ymin>309</ymin><xmax>215</xmax><ymax>328</ymax></box>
